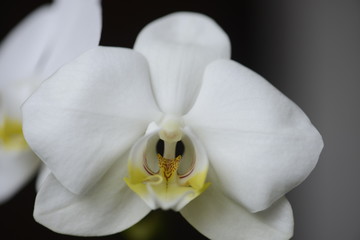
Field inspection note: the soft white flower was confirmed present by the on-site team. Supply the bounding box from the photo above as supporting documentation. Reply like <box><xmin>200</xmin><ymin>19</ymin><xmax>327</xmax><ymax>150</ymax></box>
<box><xmin>0</xmin><ymin>0</ymin><xmax>102</xmax><ymax>203</ymax></box>
<box><xmin>22</xmin><ymin>12</ymin><xmax>323</xmax><ymax>239</ymax></box>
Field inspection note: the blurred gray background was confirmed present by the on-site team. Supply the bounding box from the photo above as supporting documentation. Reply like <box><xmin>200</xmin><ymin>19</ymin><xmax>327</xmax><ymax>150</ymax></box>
<box><xmin>281</xmin><ymin>1</ymin><xmax>360</xmax><ymax>239</ymax></box>
<box><xmin>1</xmin><ymin>0</ymin><xmax>359</xmax><ymax>239</ymax></box>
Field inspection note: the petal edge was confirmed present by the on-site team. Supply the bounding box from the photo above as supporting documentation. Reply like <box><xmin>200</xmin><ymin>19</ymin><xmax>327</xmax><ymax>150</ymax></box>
<box><xmin>185</xmin><ymin>59</ymin><xmax>323</xmax><ymax>212</ymax></box>
<box><xmin>23</xmin><ymin>47</ymin><xmax>161</xmax><ymax>194</ymax></box>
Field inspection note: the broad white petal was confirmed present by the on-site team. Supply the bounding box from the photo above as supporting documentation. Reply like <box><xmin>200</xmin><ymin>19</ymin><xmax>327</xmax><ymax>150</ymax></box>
<box><xmin>0</xmin><ymin>4</ymin><xmax>52</xmax><ymax>88</ymax></box>
<box><xmin>0</xmin><ymin>149</ymin><xmax>40</xmax><ymax>203</ymax></box>
<box><xmin>0</xmin><ymin>76</ymin><xmax>38</xmax><ymax>120</ymax></box>
<box><xmin>23</xmin><ymin>47</ymin><xmax>161</xmax><ymax>194</ymax></box>
<box><xmin>134</xmin><ymin>12</ymin><xmax>231</xmax><ymax>115</ymax></box>
<box><xmin>181</xmin><ymin>169</ymin><xmax>293</xmax><ymax>240</ymax></box>
<box><xmin>34</xmin><ymin>153</ymin><xmax>151</xmax><ymax>236</ymax></box>
<box><xmin>185</xmin><ymin>59</ymin><xmax>323</xmax><ymax>212</ymax></box>
<box><xmin>40</xmin><ymin>0</ymin><xmax>102</xmax><ymax>79</ymax></box>
<box><xmin>0</xmin><ymin>0</ymin><xmax>101</xmax><ymax>87</ymax></box>
<box><xmin>35</xmin><ymin>164</ymin><xmax>51</xmax><ymax>191</ymax></box>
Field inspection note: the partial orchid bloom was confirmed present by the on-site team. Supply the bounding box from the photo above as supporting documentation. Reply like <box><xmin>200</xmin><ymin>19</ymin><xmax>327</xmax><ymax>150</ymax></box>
<box><xmin>22</xmin><ymin>12</ymin><xmax>323</xmax><ymax>239</ymax></box>
<box><xmin>0</xmin><ymin>0</ymin><xmax>102</xmax><ymax>204</ymax></box>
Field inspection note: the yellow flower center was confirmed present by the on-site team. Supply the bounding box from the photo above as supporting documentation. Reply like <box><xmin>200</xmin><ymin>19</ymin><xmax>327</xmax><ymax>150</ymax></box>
<box><xmin>125</xmin><ymin>117</ymin><xmax>209</xmax><ymax>211</ymax></box>
<box><xmin>0</xmin><ymin>116</ymin><xmax>28</xmax><ymax>150</ymax></box>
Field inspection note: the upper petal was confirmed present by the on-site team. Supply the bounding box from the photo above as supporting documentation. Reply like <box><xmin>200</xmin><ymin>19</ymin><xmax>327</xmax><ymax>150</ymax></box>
<box><xmin>34</xmin><ymin>153</ymin><xmax>151</xmax><ymax>236</ymax></box>
<box><xmin>134</xmin><ymin>12</ymin><xmax>231</xmax><ymax>115</ymax></box>
<box><xmin>0</xmin><ymin>0</ymin><xmax>102</xmax><ymax>87</ymax></box>
<box><xmin>185</xmin><ymin>59</ymin><xmax>323</xmax><ymax>212</ymax></box>
<box><xmin>39</xmin><ymin>0</ymin><xmax>102</xmax><ymax>79</ymax></box>
<box><xmin>181</xmin><ymin>168</ymin><xmax>294</xmax><ymax>240</ymax></box>
<box><xmin>22</xmin><ymin>47</ymin><xmax>161</xmax><ymax>194</ymax></box>
<box><xmin>0</xmin><ymin>76</ymin><xmax>39</xmax><ymax>120</ymax></box>
<box><xmin>0</xmin><ymin>149</ymin><xmax>40</xmax><ymax>204</ymax></box>
<box><xmin>0</xmin><ymin>4</ymin><xmax>52</xmax><ymax>87</ymax></box>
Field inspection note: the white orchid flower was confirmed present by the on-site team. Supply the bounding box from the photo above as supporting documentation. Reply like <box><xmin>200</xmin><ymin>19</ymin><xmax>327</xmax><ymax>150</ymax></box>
<box><xmin>0</xmin><ymin>0</ymin><xmax>102</xmax><ymax>204</ymax></box>
<box><xmin>22</xmin><ymin>12</ymin><xmax>323</xmax><ymax>239</ymax></box>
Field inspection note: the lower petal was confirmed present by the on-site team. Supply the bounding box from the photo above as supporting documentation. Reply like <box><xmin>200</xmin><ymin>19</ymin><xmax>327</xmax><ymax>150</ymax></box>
<box><xmin>35</xmin><ymin>164</ymin><xmax>51</xmax><ymax>191</ymax></box>
<box><xmin>34</xmin><ymin>153</ymin><xmax>151</xmax><ymax>236</ymax></box>
<box><xmin>180</xmin><ymin>169</ymin><xmax>293</xmax><ymax>240</ymax></box>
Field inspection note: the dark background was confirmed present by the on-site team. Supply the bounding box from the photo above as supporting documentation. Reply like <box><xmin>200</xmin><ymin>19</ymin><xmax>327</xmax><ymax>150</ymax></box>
<box><xmin>1</xmin><ymin>0</ymin><xmax>360</xmax><ymax>239</ymax></box>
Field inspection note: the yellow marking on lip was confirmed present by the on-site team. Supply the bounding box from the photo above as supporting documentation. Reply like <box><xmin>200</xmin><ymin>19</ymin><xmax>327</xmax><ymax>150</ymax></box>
<box><xmin>157</xmin><ymin>154</ymin><xmax>182</xmax><ymax>182</ymax></box>
<box><xmin>125</xmin><ymin>162</ymin><xmax>209</xmax><ymax>210</ymax></box>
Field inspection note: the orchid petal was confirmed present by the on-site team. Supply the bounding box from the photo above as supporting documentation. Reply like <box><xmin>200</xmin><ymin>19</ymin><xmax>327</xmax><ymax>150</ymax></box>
<box><xmin>34</xmin><ymin>153</ymin><xmax>151</xmax><ymax>236</ymax></box>
<box><xmin>0</xmin><ymin>4</ymin><xmax>52</xmax><ymax>87</ymax></box>
<box><xmin>185</xmin><ymin>59</ymin><xmax>323</xmax><ymax>212</ymax></box>
<box><xmin>0</xmin><ymin>0</ymin><xmax>102</xmax><ymax>87</ymax></box>
<box><xmin>23</xmin><ymin>47</ymin><xmax>161</xmax><ymax>194</ymax></box>
<box><xmin>181</xmin><ymin>169</ymin><xmax>293</xmax><ymax>240</ymax></box>
<box><xmin>0</xmin><ymin>149</ymin><xmax>40</xmax><ymax>203</ymax></box>
<box><xmin>35</xmin><ymin>164</ymin><xmax>50</xmax><ymax>191</ymax></box>
<box><xmin>0</xmin><ymin>77</ymin><xmax>38</xmax><ymax>120</ymax></box>
<box><xmin>40</xmin><ymin>0</ymin><xmax>102</xmax><ymax>79</ymax></box>
<box><xmin>134</xmin><ymin>12</ymin><xmax>231</xmax><ymax>115</ymax></box>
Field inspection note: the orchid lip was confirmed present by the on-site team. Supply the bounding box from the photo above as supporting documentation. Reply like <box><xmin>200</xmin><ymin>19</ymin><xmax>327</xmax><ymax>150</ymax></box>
<box><xmin>125</xmin><ymin>116</ymin><xmax>209</xmax><ymax>211</ymax></box>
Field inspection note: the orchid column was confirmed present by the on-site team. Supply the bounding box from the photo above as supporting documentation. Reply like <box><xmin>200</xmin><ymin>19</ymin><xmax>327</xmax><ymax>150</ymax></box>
<box><xmin>22</xmin><ymin>12</ymin><xmax>323</xmax><ymax>240</ymax></box>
